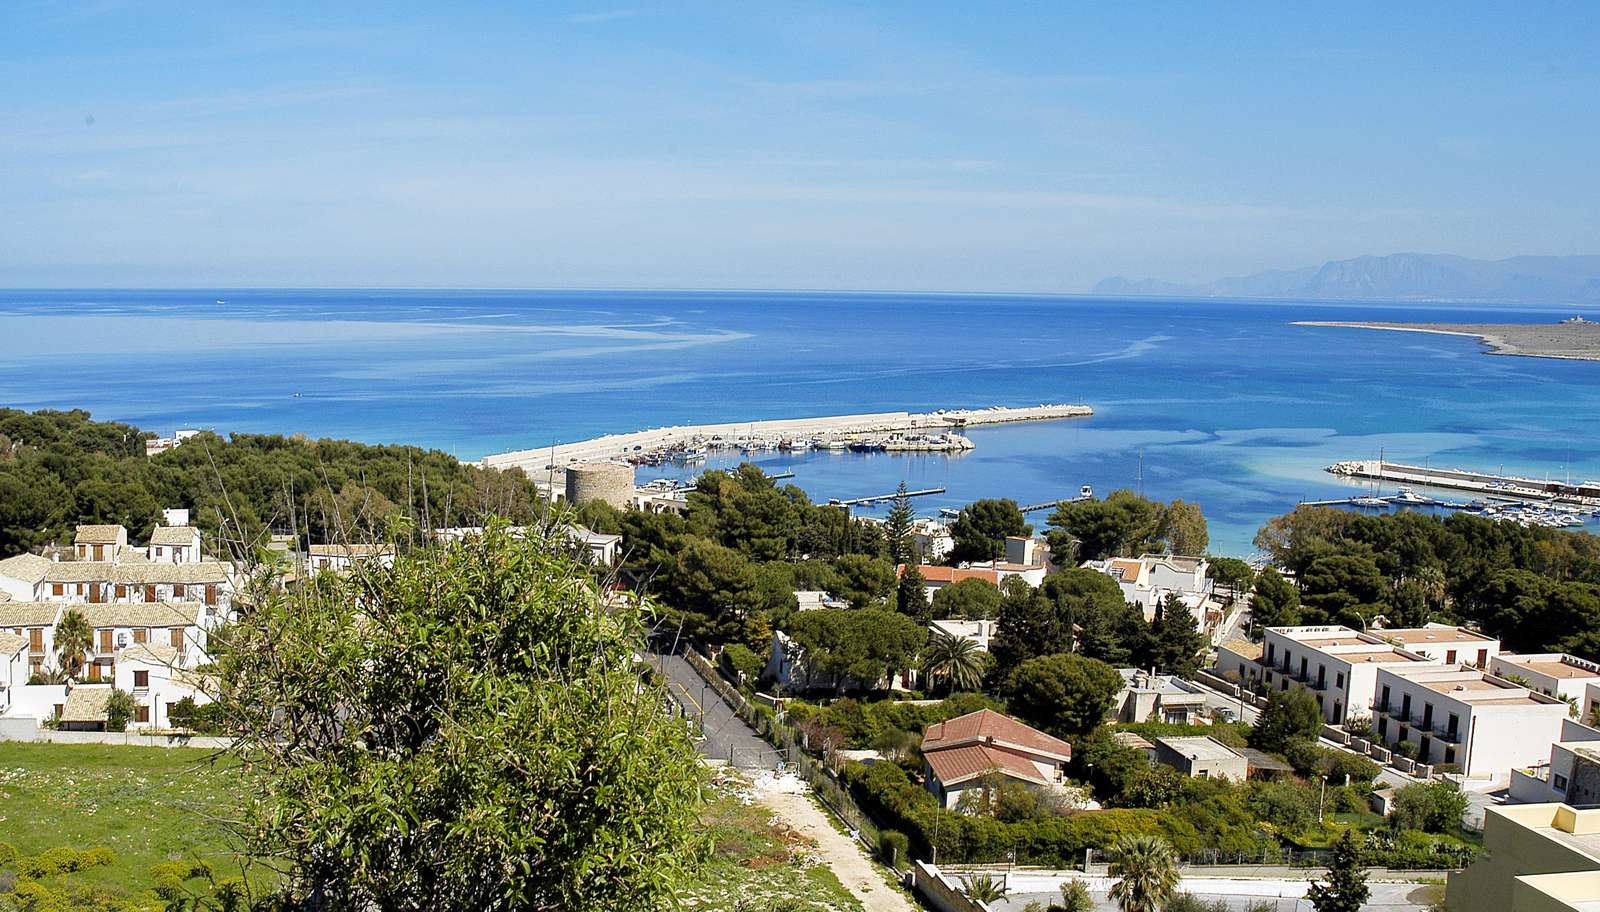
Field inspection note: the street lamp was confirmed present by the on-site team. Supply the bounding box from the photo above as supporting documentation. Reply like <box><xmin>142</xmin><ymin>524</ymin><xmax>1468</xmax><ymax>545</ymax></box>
<box><xmin>1317</xmin><ymin>774</ymin><xmax>1327</xmax><ymax>824</ymax></box>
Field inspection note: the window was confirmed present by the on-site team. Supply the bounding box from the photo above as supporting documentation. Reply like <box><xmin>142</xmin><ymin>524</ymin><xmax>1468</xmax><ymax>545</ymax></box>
<box><xmin>1336</xmin><ymin>672</ymin><xmax>1344</xmax><ymax>689</ymax></box>
<box><xmin>1447</xmin><ymin>713</ymin><xmax>1460</xmax><ymax>739</ymax></box>
<box><xmin>51</xmin><ymin>583</ymin><xmax>63</xmax><ymax>597</ymax></box>
<box><xmin>134</xmin><ymin>670</ymin><xmax>149</xmax><ymax>688</ymax></box>
<box><xmin>136</xmin><ymin>705</ymin><xmax>150</xmax><ymax>724</ymax></box>
<box><xmin>133</xmin><ymin>628</ymin><xmax>148</xmax><ymax>644</ymax></box>
<box><xmin>1380</xmin><ymin>684</ymin><xmax>1391</xmax><ymax>712</ymax></box>
<box><xmin>173</xmin><ymin>583</ymin><xmax>186</xmax><ymax>598</ymax></box>
<box><xmin>1378</xmin><ymin>717</ymin><xmax>1388</xmax><ymax>738</ymax></box>
<box><xmin>1554</xmin><ymin>773</ymin><xmax>1569</xmax><ymax>792</ymax></box>
<box><xmin>1446</xmin><ymin>649</ymin><xmax>1456</xmax><ymax>664</ymax></box>
<box><xmin>97</xmin><ymin>629</ymin><xmax>113</xmax><ymax>652</ymax></box>
<box><xmin>1476</xmin><ymin>649</ymin><xmax>1487</xmax><ymax>666</ymax></box>
<box><xmin>1267</xmin><ymin>643</ymin><xmax>1276</xmax><ymax>664</ymax></box>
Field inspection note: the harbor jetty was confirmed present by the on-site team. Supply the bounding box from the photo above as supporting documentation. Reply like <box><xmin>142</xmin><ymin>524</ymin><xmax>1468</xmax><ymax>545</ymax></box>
<box><xmin>1327</xmin><ymin>459</ymin><xmax>1600</xmax><ymax>507</ymax></box>
<box><xmin>481</xmin><ymin>403</ymin><xmax>1092</xmax><ymax>475</ymax></box>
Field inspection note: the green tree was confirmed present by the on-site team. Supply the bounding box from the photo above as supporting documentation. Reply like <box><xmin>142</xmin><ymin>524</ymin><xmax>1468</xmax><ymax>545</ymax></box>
<box><xmin>218</xmin><ymin>524</ymin><xmax>704</xmax><ymax>911</ymax></box>
<box><xmin>896</xmin><ymin>565</ymin><xmax>931</xmax><ymax>621</ymax></box>
<box><xmin>921</xmin><ymin>628</ymin><xmax>987</xmax><ymax>695</ymax></box>
<box><xmin>949</xmin><ymin>498</ymin><xmax>1030</xmax><ymax>563</ymax></box>
<box><xmin>666</xmin><ymin>537</ymin><xmax>761</xmax><ymax>639</ymax></box>
<box><xmin>1250</xmin><ymin>688</ymin><xmax>1324</xmax><ymax>754</ymax></box>
<box><xmin>831</xmin><ymin>553</ymin><xmax>896</xmax><ymax>609</ymax></box>
<box><xmin>1307</xmin><ymin>831</ymin><xmax>1369</xmax><ymax>912</ymax></box>
<box><xmin>963</xmin><ymin>874</ymin><xmax>1008</xmax><ymax>904</ymax></box>
<box><xmin>989</xmin><ymin>577</ymin><xmax>1072</xmax><ymax>674</ymax></box>
<box><xmin>883</xmin><ymin>482</ymin><xmax>917</xmax><ymax>566</ymax></box>
<box><xmin>931</xmin><ymin>576</ymin><xmax>1004</xmax><ymax>619</ymax></box>
<box><xmin>1249</xmin><ymin>568</ymin><xmax>1301</xmax><ymax>633</ymax></box>
<box><xmin>1207</xmin><ymin>557</ymin><xmax>1256</xmax><ymax>605</ymax></box>
<box><xmin>54</xmin><ymin>608</ymin><xmax>93</xmax><ymax>681</ymax></box>
<box><xmin>1047</xmin><ymin>490</ymin><xmax>1162</xmax><ymax>562</ymax></box>
<box><xmin>999</xmin><ymin>653</ymin><xmax>1123</xmax><ymax>739</ymax></box>
<box><xmin>1107</xmin><ymin>834</ymin><xmax>1180</xmax><ymax>912</ymax></box>
<box><xmin>1144</xmin><ymin>595</ymin><xmax>1205</xmax><ymax>677</ymax></box>
<box><xmin>1389</xmin><ymin>781</ymin><xmax>1468</xmax><ymax>834</ymax></box>
<box><xmin>104</xmin><ymin>689</ymin><xmax>137</xmax><ymax>732</ymax></box>
<box><xmin>1300</xmin><ymin>552</ymin><xmax>1388</xmax><ymax>621</ymax></box>
<box><xmin>1159</xmin><ymin>500</ymin><xmax>1209</xmax><ymax>555</ymax></box>
<box><xmin>784</xmin><ymin>609</ymin><xmax>928</xmax><ymax>692</ymax></box>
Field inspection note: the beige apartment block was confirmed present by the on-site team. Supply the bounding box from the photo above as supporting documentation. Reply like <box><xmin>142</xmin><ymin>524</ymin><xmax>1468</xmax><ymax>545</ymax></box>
<box><xmin>1446</xmin><ymin>803</ymin><xmax>1600</xmax><ymax>912</ymax></box>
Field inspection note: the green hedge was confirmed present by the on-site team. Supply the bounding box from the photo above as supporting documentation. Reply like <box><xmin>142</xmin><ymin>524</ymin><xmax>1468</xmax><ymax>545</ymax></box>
<box><xmin>14</xmin><ymin>845</ymin><xmax>116</xmax><ymax>879</ymax></box>
<box><xmin>840</xmin><ymin>760</ymin><xmax>1171</xmax><ymax>865</ymax></box>
<box><xmin>785</xmin><ymin>693</ymin><xmax>1001</xmax><ymax>749</ymax></box>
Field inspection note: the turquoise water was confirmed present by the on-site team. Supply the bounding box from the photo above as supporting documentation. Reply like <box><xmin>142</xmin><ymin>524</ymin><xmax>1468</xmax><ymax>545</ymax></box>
<box><xmin>2</xmin><ymin>289</ymin><xmax>1598</xmax><ymax>555</ymax></box>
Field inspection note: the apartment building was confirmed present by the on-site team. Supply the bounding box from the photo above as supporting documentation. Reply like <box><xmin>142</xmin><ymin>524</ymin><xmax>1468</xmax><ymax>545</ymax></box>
<box><xmin>307</xmin><ymin>543</ymin><xmax>396</xmax><ymax>574</ymax></box>
<box><xmin>1254</xmin><ymin>625</ymin><xmax>1435</xmax><ymax>724</ymax></box>
<box><xmin>1446</xmin><ymin>803</ymin><xmax>1600</xmax><ymax>912</ymax></box>
<box><xmin>0</xmin><ymin>553</ymin><xmax>52</xmax><ymax>601</ymax></box>
<box><xmin>72</xmin><ymin>601</ymin><xmax>209</xmax><ymax>683</ymax></box>
<box><xmin>113</xmin><ymin>643</ymin><xmax>214</xmax><ymax>729</ymax></box>
<box><xmin>1083</xmin><ymin>553</ymin><xmax>1213</xmax><ymax>623</ymax></box>
<box><xmin>1492</xmin><ymin>653</ymin><xmax>1600</xmax><ymax>704</ymax></box>
<box><xmin>1372</xmin><ymin>665</ymin><xmax>1569</xmax><ymax>776</ymax></box>
<box><xmin>1378</xmin><ymin>625</ymin><xmax>1501</xmax><ymax>667</ymax></box>
<box><xmin>0</xmin><ymin>601</ymin><xmax>63</xmax><ymax>676</ymax></box>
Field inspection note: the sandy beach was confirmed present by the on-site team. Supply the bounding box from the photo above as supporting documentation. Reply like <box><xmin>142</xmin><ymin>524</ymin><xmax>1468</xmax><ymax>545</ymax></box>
<box><xmin>1294</xmin><ymin>320</ymin><xmax>1600</xmax><ymax>362</ymax></box>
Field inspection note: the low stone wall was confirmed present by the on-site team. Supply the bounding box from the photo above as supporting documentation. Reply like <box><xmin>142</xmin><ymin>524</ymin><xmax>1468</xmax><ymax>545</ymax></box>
<box><xmin>0</xmin><ymin>717</ymin><xmax>230</xmax><ymax>749</ymax></box>
<box><xmin>912</xmin><ymin>862</ymin><xmax>992</xmax><ymax>912</ymax></box>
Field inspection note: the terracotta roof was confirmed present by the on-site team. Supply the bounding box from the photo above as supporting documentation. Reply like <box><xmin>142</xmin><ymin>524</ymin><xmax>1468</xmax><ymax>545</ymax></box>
<box><xmin>924</xmin><ymin>743</ymin><xmax>1052</xmax><ymax>787</ymax></box>
<box><xmin>44</xmin><ymin>561</ymin><xmax>231</xmax><ymax>585</ymax></box>
<box><xmin>59</xmin><ymin>686</ymin><xmax>114</xmax><ymax>723</ymax></box>
<box><xmin>120</xmin><ymin>643</ymin><xmax>182</xmax><ymax>665</ymax></box>
<box><xmin>74</xmin><ymin>525</ymin><xmax>125</xmax><ymax>545</ymax></box>
<box><xmin>921</xmin><ymin>709</ymin><xmax>1072</xmax><ymax>761</ymax></box>
<box><xmin>0</xmin><ymin>602</ymin><xmax>62</xmax><ymax>627</ymax></box>
<box><xmin>73</xmin><ymin>602</ymin><xmax>203</xmax><ymax>629</ymax></box>
<box><xmin>0</xmin><ymin>632</ymin><xmax>26</xmax><ymax>657</ymax></box>
<box><xmin>149</xmin><ymin>526</ymin><xmax>199</xmax><ymax>546</ymax></box>
<box><xmin>0</xmin><ymin>553</ymin><xmax>53</xmax><ymax>584</ymax></box>
<box><xmin>902</xmin><ymin>565</ymin><xmax>1001</xmax><ymax>586</ymax></box>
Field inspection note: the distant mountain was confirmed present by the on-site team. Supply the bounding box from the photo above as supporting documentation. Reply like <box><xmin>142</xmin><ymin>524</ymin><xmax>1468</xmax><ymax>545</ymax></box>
<box><xmin>1094</xmin><ymin>253</ymin><xmax>1600</xmax><ymax>304</ymax></box>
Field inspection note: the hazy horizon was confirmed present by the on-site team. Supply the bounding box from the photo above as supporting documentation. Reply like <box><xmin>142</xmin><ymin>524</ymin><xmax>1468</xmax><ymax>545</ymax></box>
<box><xmin>5</xmin><ymin>2</ymin><xmax>1598</xmax><ymax>291</ymax></box>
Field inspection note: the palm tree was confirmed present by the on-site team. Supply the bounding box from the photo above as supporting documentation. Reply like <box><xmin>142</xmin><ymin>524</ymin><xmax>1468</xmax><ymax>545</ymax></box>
<box><xmin>921</xmin><ymin>629</ymin><xmax>985</xmax><ymax>694</ymax></box>
<box><xmin>1107</xmin><ymin>834</ymin><xmax>1180</xmax><ymax>912</ymax></box>
<box><xmin>963</xmin><ymin>874</ymin><xmax>1007</xmax><ymax>904</ymax></box>
<box><xmin>55</xmin><ymin>608</ymin><xmax>93</xmax><ymax>681</ymax></box>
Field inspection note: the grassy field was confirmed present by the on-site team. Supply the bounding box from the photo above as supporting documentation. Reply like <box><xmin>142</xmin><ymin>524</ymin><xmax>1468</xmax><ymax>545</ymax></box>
<box><xmin>0</xmin><ymin>742</ymin><xmax>247</xmax><ymax>905</ymax></box>
<box><xmin>0</xmin><ymin>743</ymin><xmax>862</xmax><ymax>911</ymax></box>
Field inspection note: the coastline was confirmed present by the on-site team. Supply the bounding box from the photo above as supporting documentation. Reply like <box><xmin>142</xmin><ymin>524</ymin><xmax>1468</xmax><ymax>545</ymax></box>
<box><xmin>1293</xmin><ymin>320</ymin><xmax>1600</xmax><ymax>363</ymax></box>
<box><xmin>480</xmin><ymin>404</ymin><xmax>1093</xmax><ymax>473</ymax></box>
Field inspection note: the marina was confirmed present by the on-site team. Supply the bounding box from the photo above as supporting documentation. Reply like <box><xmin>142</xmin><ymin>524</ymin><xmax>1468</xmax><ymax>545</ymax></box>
<box><xmin>1311</xmin><ymin>470</ymin><xmax>1600</xmax><ymax>529</ymax></box>
<box><xmin>1327</xmin><ymin>458</ymin><xmax>1600</xmax><ymax>506</ymax></box>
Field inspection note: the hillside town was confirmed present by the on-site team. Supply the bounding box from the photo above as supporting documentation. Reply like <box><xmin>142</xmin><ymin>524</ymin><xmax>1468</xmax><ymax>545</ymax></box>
<box><xmin>3</xmin><ymin>420</ymin><xmax>1599</xmax><ymax>911</ymax></box>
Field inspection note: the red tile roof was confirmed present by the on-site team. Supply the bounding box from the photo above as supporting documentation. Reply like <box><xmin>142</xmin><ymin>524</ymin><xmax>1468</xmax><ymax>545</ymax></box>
<box><xmin>922</xmin><ymin>709</ymin><xmax>1072</xmax><ymax>763</ymax></box>
<box><xmin>899</xmin><ymin>564</ymin><xmax>1001</xmax><ymax>585</ymax></box>
<box><xmin>924</xmin><ymin>743</ymin><xmax>1051</xmax><ymax>787</ymax></box>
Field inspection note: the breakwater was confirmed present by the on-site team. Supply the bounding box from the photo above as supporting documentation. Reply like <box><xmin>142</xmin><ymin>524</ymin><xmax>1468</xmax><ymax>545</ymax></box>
<box><xmin>1327</xmin><ymin>459</ymin><xmax>1600</xmax><ymax>506</ymax></box>
<box><xmin>480</xmin><ymin>404</ymin><xmax>1092</xmax><ymax>475</ymax></box>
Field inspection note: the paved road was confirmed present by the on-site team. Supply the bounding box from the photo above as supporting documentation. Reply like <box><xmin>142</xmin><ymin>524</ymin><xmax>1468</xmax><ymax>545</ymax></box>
<box><xmin>648</xmin><ymin>651</ymin><xmax>779</xmax><ymax>768</ymax></box>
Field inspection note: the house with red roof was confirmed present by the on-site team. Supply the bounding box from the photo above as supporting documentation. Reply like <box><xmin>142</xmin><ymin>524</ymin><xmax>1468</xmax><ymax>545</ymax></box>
<box><xmin>920</xmin><ymin>709</ymin><xmax>1073</xmax><ymax>810</ymax></box>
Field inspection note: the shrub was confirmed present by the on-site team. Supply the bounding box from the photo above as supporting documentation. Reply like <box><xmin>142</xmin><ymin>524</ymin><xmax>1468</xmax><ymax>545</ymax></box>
<box><xmin>104</xmin><ymin>688</ymin><xmax>137</xmax><ymax>732</ymax></box>
<box><xmin>1390</xmin><ymin>781</ymin><xmax>1468</xmax><ymax>834</ymax></box>
<box><xmin>0</xmin><ymin>841</ymin><xmax>15</xmax><ymax>865</ymax></box>
<box><xmin>15</xmin><ymin>845</ymin><xmax>116</xmax><ymax>879</ymax></box>
<box><xmin>720</xmin><ymin>643</ymin><xmax>764</xmax><ymax>683</ymax></box>
<box><xmin>1322</xmin><ymin>751</ymin><xmax>1380</xmax><ymax>786</ymax></box>
<box><xmin>878</xmin><ymin>829</ymin><xmax>909</xmax><ymax>868</ymax></box>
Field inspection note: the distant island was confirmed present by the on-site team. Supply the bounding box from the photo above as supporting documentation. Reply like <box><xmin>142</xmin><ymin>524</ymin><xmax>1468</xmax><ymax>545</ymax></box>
<box><xmin>1295</xmin><ymin>317</ymin><xmax>1600</xmax><ymax>362</ymax></box>
<box><xmin>1095</xmin><ymin>252</ymin><xmax>1600</xmax><ymax>304</ymax></box>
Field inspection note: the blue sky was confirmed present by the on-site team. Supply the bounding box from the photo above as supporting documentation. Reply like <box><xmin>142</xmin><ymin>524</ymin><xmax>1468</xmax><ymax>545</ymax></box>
<box><xmin>3</xmin><ymin>2</ymin><xmax>1598</xmax><ymax>291</ymax></box>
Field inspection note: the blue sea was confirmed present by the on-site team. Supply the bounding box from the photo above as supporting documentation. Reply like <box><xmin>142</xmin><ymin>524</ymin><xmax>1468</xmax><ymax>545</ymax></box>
<box><xmin>3</xmin><ymin>288</ymin><xmax>1599</xmax><ymax>555</ymax></box>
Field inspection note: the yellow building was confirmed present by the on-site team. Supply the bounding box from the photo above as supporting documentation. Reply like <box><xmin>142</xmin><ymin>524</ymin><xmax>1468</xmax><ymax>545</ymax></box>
<box><xmin>1446</xmin><ymin>803</ymin><xmax>1600</xmax><ymax>912</ymax></box>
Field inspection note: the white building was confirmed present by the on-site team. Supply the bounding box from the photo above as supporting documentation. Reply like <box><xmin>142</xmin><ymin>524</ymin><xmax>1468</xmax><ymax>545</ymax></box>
<box><xmin>0</xmin><ymin>553</ymin><xmax>52</xmax><ymax>602</ymax></box>
<box><xmin>911</xmin><ymin>519</ymin><xmax>954</xmax><ymax>563</ymax></box>
<box><xmin>0</xmin><ymin>601</ymin><xmax>63</xmax><ymax>677</ymax></box>
<box><xmin>1153</xmin><ymin>736</ymin><xmax>1248</xmax><ymax>781</ymax></box>
<box><xmin>72</xmin><ymin>524</ymin><xmax>130</xmax><ymax>562</ymax></box>
<box><xmin>1373</xmin><ymin>664</ymin><xmax>1569</xmax><ymax>778</ymax></box>
<box><xmin>1255</xmin><ymin>625</ymin><xmax>1437</xmax><ymax>724</ymax></box>
<box><xmin>1003</xmin><ymin>535</ymin><xmax>1051</xmax><ymax>569</ymax></box>
<box><xmin>0</xmin><ymin>633</ymin><xmax>30</xmax><ymax>715</ymax></box>
<box><xmin>795</xmin><ymin>590</ymin><xmax>849</xmax><ymax>612</ymax></box>
<box><xmin>1113</xmin><ymin>668</ymin><xmax>1209</xmax><ymax>725</ymax></box>
<box><xmin>1083</xmin><ymin>554</ymin><xmax>1213</xmax><ymax>625</ymax></box>
<box><xmin>921</xmin><ymin>709</ymin><xmax>1073</xmax><ymax>810</ymax></box>
<box><xmin>113</xmin><ymin>643</ymin><xmax>215</xmax><ymax>730</ymax></box>
<box><xmin>929</xmin><ymin>619</ymin><xmax>998</xmax><ymax>652</ymax></box>
<box><xmin>1509</xmin><ymin>720</ymin><xmax>1600</xmax><ymax>805</ymax></box>
<box><xmin>1491</xmin><ymin>653</ymin><xmax>1600</xmax><ymax>705</ymax></box>
<box><xmin>307</xmin><ymin>543</ymin><xmax>395</xmax><ymax>574</ymax></box>
<box><xmin>1378</xmin><ymin>625</ymin><xmax>1501</xmax><ymax>667</ymax></box>
<box><xmin>147</xmin><ymin>525</ymin><xmax>203</xmax><ymax>564</ymax></box>
<box><xmin>565</xmin><ymin>526</ymin><xmax>622</xmax><ymax>566</ymax></box>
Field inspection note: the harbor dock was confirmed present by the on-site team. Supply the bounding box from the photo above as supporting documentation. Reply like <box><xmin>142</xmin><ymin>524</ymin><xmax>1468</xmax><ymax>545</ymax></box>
<box><xmin>480</xmin><ymin>404</ymin><xmax>1092</xmax><ymax>475</ymax></box>
<box><xmin>1327</xmin><ymin>459</ymin><xmax>1600</xmax><ymax>506</ymax></box>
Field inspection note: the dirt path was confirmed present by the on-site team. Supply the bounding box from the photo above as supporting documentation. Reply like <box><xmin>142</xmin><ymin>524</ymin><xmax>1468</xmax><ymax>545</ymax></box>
<box><xmin>759</xmin><ymin>789</ymin><xmax>916</xmax><ymax>912</ymax></box>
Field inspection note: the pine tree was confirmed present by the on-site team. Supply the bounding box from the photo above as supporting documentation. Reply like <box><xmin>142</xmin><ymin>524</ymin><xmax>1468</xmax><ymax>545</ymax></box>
<box><xmin>1307</xmin><ymin>831</ymin><xmax>1369</xmax><ymax>912</ymax></box>
<box><xmin>884</xmin><ymin>481</ymin><xmax>916</xmax><ymax>566</ymax></box>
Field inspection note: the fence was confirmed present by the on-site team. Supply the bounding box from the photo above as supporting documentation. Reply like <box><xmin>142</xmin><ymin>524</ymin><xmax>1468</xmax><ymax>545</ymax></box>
<box><xmin>680</xmin><ymin>647</ymin><xmax>886</xmax><ymax>855</ymax></box>
<box><xmin>0</xmin><ymin>717</ymin><xmax>231</xmax><ymax>750</ymax></box>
